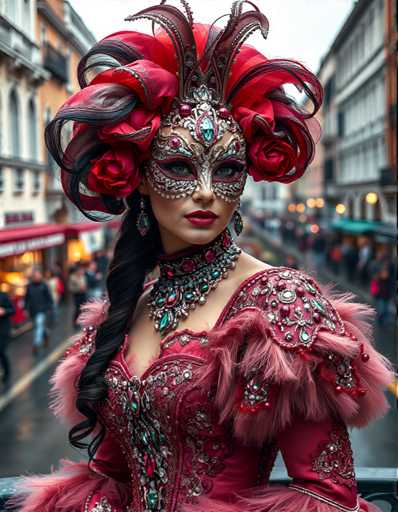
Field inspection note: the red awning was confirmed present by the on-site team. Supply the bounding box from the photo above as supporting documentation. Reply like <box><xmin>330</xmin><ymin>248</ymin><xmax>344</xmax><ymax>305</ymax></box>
<box><xmin>0</xmin><ymin>224</ymin><xmax>66</xmax><ymax>258</ymax></box>
<box><xmin>65</xmin><ymin>222</ymin><xmax>102</xmax><ymax>236</ymax></box>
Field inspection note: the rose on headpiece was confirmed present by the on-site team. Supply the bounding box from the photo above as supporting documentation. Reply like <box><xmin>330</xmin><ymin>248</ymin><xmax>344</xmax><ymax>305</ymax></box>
<box><xmin>87</xmin><ymin>144</ymin><xmax>141</xmax><ymax>197</ymax></box>
<box><xmin>248</xmin><ymin>135</ymin><xmax>299</xmax><ymax>183</ymax></box>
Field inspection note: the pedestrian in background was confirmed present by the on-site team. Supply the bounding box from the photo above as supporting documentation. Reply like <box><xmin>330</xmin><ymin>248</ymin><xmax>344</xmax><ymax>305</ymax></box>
<box><xmin>371</xmin><ymin>266</ymin><xmax>394</xmax><ymax>326</ymax></box>
<box><xmin>69</xmin><ymin>264</ymin><xmax>88</xmax><ymax>328</ymax></box>
<box><xmin>45</xmin><ymin>270</ymin><xmax>63</xmax><ymax>325</ymax></box>
<box><xmin>85</xmin><ymin>260</ymin><xmax>103</xmax><ymax>300</ymax></box>
<box><xmin>0</xmin><ymin>290</ymin><xmax>15</xmax><ymax>391</ymax></box>
<box><xmin>24</xmin><ymin>270</ymin><xmax>53</xmax><ymax>356</ymax></box>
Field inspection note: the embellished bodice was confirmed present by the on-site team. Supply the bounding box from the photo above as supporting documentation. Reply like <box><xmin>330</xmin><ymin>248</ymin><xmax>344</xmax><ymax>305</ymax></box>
<box><xmin>73</xmin><ymin>266</ymin><xmax>387</xmax><ymax>512</ymax></box>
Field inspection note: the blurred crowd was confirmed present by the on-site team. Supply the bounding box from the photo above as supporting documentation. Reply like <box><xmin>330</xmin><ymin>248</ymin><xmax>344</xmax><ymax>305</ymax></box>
<box><xmin>279</xmin><ymin>221</ymin><xmax>395</xmax><ymax>327</ymax></box>
<box><xmin>0</xmin><ymin>251</ymin><xmax>110</xmax><ymax>393</ymax></box>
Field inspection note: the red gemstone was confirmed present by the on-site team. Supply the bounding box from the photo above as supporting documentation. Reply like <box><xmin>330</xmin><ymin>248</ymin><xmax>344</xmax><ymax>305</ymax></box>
<box><xmin>264</xmin><ymin>401</ymin><xmax>271</xmax><ymax>409</ymax></box>
<box><xmin>179</xmin><ymin>104</ymin><xmax>192</xmax><ymax>116</ymax></box>
<box><xmin>296</xmin><ymin>287</ymin><xmax>305</xmax><ymax>297</ymax></box>
<box><xmin>218</xmin><ymin>107</ymin><xmax>230</xmax><ymax>119</ymax></box>
<box><xmin>234</xmin><ymin>140</ymin><xmax>241</xmax><ymax>151</ymax></box>
<box><xmin>281</xmin><ymin>305</ymin><xmax>290</xmax><ymax>317</ymax></box>
<box><xmin>164</xmin><ymin>266</ymin><xmax>174</xmax><ymax>279</ymax></box>
<box><xmin>169</xmin><ymin>137</ymin><xmax>181</xmax><ymax>149</ymax></box>
<box><xmin>167</xmin><ymin>292</ymin><xmax>177</xmax><ymax>305</ymax></box>
<box><xmin>222</xmin><ymin>232</ymin><xmax>230</xmax><ymax>248</ymax></box>
<box><xmin>182</xmin><ymin>259</ymin><xmax>195</xmax><ymax>272</ymax></box>
<box><xmin>358</xmin><ymin>388</ymin><xmax>367</xmax><ymax>396</ymax></box>
<box><xmin>335</xmin><ymin>385</ymin><xmax>343</xmax><ymax>394</ymax></box>
<box><xmin>313</xmin><ymin>312</ymin><xmax>321</xmax><ymax>323</ymax></box>
<box><xmin>205</xmin><ymin>249</ymin><xmax>216</xmax><ymax>263</ymax></box>
<box><xmin>361</xmin><ymin>353</ymin><xmax>370</xmax><ymax>362</ymax></box>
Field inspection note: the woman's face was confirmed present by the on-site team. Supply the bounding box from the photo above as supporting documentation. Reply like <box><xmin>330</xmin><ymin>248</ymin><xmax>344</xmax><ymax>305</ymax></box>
<box><xmin>140</xmin><ymin>122</ymin><xmax>247</xmax><ymax>252</ymax></box>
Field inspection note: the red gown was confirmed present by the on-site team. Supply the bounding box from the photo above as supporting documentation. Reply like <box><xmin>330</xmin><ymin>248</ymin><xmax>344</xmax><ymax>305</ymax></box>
<box><xmin>11</xmin><ymin>267</ymin><xmax>394</xmax><ymax>512</ymax></box>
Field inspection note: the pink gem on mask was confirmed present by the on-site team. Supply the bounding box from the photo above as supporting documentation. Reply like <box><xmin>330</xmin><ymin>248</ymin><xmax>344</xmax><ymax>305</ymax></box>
<box><xmin>169</xmin><ymin>137</ymin><xmax>181</xmax><ymax>149</ymax></box>
<box><xmin>234</xmin><ymin>140</ymin><xmax>241</xmax><ymax>151</ymax></box>
<box><xmin>219</xmin><ymin>107</ymin><xmax>231</xmax><ymax>119</ymax></box>
<box><xmin>179</xmin><ymin>104</ymin><xmax>192</xmax><ymax>117</ymax></box>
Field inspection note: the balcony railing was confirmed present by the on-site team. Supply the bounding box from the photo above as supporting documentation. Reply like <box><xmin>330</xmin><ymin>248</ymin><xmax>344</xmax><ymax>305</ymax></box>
<box><xmin>43</xmin><ymin>42</ymin><xmax>68</xmax><ymax>83</ymax></box>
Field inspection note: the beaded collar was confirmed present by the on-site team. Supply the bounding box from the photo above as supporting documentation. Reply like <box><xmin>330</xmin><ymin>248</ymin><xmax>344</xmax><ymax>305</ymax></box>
<box><xmin>148</xmin><ymin>228</ymin><xmax>241</xmax><ymax>336</ymax></box>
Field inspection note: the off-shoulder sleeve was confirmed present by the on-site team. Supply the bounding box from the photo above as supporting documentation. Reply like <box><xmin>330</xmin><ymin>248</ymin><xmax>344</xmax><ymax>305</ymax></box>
<box><xmin>199</xmin><ymin>267</ymin><xmax>395</xmax><ymax>445</ymax></box>
<box><xmin>7</xmin><ymin>299</ymin><xmax>132</xmax><ymax>512</ymax></box>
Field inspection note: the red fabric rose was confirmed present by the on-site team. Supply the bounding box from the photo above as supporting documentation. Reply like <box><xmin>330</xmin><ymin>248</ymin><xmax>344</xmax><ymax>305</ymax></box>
<box><xmin>248</xmin><ymin>137</ymin><xmax>298</xmax><ymax>183</ymax></box>
<box><xmin>98</xmin><ymin>106</ymin><xmax>160</xmax><ymax>155</ymax></box>
<box><xmin>87</xmin><ymin>145</ymin><xmax>140</xmax><ymax>197</ymax></box>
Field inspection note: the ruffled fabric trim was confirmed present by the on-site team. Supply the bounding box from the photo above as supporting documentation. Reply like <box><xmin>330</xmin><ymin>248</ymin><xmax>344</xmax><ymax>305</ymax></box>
<box><xmin>180</xmin><ymin>485</ymin><xmax>382</xmax><ymax>512</ymax></box>
<box><xmin>197</xmin><ymin>285</ymin><xmax>394</xmax><ymax>445</ymax></box>
<box><xmin>5</xmin><ymin>459</ymin><xmax>130</xmax><ymax>512</ymax></box>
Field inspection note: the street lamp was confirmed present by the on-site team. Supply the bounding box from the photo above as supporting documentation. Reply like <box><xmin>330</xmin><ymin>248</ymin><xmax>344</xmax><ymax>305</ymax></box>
<box><xmin>336</xmin><ymin>203</ymin><xmax>346</xmax><ymax>215</ymax></box>
<box><xmin>365</xmin><ymin>192</ymin><xmax>378</xmax><ymax>204</ymax></box>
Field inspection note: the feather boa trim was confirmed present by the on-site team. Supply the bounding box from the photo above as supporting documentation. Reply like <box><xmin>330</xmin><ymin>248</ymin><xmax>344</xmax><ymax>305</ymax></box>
<box><xmin>197</xmin><ymin>277</ymin><xmax>394</xmax><ymax>445</ymax></box>
<box><xmin>6</xmin><ymin>459</ymin><xmax>130</xmax><ymax>512</ymax></box>
<box><xmin>180</xmin><ymin>485</ymin><xmax>382</xmax><ymax>511</ymax></box>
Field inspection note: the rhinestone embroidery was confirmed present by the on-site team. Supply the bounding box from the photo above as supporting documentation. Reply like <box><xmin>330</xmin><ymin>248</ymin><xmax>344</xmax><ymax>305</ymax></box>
<box><xmin>312</xmin><ymin>422</ymin><xmax>357</xmax><ymax>489</ymax></box>
<box><xmin>91</xmin><ymin>497</ymin><xmax>113</xmax><ymax>512</ymax></box>
<box><xmin>224</xmin><ymin>267</ymin><xmax>346</xmax><ymax>350</ymax></box>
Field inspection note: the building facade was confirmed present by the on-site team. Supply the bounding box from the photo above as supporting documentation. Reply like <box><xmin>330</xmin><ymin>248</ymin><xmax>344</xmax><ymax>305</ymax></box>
<box><xmin>333</xmin><ymin>0</ymin><xmax>392</xmax><ymax>225</ymax></box>
<box><xmin>36</xmin><ymin>0</ymin><xmax>96</xmax><ymax>224</ymax></box>
<box><xmin>0</xmin><ymin>0</ymin><xmax>49</xmax><ymax>229</ymax></box>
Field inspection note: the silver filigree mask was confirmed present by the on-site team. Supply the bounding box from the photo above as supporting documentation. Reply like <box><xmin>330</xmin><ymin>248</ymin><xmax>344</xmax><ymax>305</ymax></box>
<box><xmin>146</xmin><ymin>85</ymin><xmax>247</xmax><ymax>203</ymax></box>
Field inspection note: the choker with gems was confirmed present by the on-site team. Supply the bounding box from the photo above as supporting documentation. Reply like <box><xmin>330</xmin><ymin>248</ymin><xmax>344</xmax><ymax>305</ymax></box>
<box><xmin>148</xmin><ymin>229</ymin><xmax>241</xmax><ymax>336</ymax></box>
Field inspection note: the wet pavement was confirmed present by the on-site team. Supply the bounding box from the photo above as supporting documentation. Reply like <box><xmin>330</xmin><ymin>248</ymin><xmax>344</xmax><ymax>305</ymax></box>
<box><xmin>0</xmin><ymin>234</ymin><xmax>396</xmax><ymax>480</ymax></box>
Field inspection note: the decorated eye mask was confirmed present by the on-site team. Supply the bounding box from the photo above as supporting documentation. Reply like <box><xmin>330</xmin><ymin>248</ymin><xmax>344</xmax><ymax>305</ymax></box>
<box><xmin>146</xmin><ymin>85</ymin><xmax>247</xmax><ymax>202</ymax></box>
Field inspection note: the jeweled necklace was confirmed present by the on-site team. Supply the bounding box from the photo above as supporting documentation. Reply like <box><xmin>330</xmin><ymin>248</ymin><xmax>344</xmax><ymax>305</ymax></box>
<box><xmin>148</xmin><ymin>228</ymin><xmax>241</xmax><ymax>336</ymax></box>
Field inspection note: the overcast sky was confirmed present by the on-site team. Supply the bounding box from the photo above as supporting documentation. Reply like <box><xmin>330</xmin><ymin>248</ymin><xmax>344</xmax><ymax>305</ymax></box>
<box><xmin>69</xmin><ymin>0</ymin><xmax>356</xmax><ymax>73</ymax></box>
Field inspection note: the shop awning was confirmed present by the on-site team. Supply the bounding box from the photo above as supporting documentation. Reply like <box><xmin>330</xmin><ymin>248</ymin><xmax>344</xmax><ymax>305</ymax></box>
<box><xmin>331</xmin><ymin>219</ymin><xmax>396</xmax><ymax>238</ymax></box>
<box><xmin>65</xmin><ymin>222</ymin><xmax>102</xmax><ymax>237</ymax></box>
<box><xmin>0</xmin><ymin>224</ymin><xmax>66</xmax><ymax>258</ymax></box>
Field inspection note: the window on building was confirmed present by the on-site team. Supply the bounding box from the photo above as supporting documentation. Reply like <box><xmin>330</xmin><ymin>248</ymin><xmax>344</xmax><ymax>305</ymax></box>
<box><xmin>23</xmin><ymin>0</ymin><xmax>31</xmax><ymax>34</ymax></box>
<box><xmin>9</xmin><ymin>89</ymin><xmax>20</xmax><ymax>158</ymax></box>
<box><xmin>32</xmin><ymin>170</ymin><xmax>40</xmax><ymax>194</ymax></box>
<box><xmin>40</xmin><ymin>23</ymin><xmax>47</xmax><ymax>44</ymax></box>
<box><xmin>5</xmin><ymin>0</ymin><xmax>17</xmax><ymax>23</ymax></box>
<box><xmin>13</xmin><ymin>168</ymin><xmax>24</xmax><ymax>193</ymax></box>
<box><xmin>337</xmin><ymin>110</ymin><xmax>345</xmax><ymax>137</ymax></box>
<box><xmin>0</xmin><ymin>168</ymin><xmax>4</xmax><ymax>194</ymax></box>
<box><xmin>28</xmin><ymin>98</ymin><xmax>38</xmax><ymax>160</ymax></box>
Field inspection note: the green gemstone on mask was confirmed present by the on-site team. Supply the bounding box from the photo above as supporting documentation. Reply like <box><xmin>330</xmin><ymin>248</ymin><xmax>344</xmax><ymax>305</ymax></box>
<box><xmin>131</xmin><ymin>400</ymin><xmax>139</xmax><ymax>414</ymax></box>
<box><xmin>184</xmin><ymin>292</ymin><xmax>194</xmax><ymax>301</ymax></box>
<box><xmin>200</xmin><ymin>116</ymin><xmax>215</xmax><ymax>142</ymax></box>
<box><xmin>211</xmin><ymin>270</ymin><xmax>220</xmax><ymax>279</ymax></box>
<box><xmin>200</xmin><ymin>283</ymin><xmax>209</xmax><ymax>293</ymax></box>
<box><xmin>156</xmin><ymin>296</ymin><xmax>165</xmax><ymax>307</ymax></box>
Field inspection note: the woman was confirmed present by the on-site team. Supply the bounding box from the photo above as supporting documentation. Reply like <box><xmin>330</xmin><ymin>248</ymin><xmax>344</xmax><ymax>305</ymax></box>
<box><xmin>11</xmin><ymin>2</ymin><xmax>394</xmax><ymax>511</ymax></box>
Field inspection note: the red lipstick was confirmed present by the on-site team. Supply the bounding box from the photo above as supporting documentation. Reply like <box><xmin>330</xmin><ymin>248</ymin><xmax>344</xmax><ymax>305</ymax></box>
<box><xmin>184</xmin><ymin>210</ymin><xmax>218</xmax><ymax>227</ymax></box>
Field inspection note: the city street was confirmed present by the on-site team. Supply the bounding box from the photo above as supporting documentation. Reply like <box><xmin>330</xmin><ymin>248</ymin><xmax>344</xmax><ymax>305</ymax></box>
<box><xmin>0</xmin><ymin>233</ymin><xmax>396</xmax><ymax>480</ymax></box>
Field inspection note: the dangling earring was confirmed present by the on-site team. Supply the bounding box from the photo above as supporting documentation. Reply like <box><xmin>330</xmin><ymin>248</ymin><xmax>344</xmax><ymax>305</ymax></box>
<box><xmin>233</xmin><ymin>203</ymin><xmax>243</xmax><ymax>236</ymax></box>
<box><xmin>137</xmin><ymin>196</ymin><xmax>150</xmax><ymax>236</ymax></box>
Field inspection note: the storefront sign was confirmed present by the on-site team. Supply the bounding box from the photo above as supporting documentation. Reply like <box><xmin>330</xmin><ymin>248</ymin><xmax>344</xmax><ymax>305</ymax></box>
<box><xmin>4</xmin><ymin>212</ymin><xmax>34</xmax><ymax>225</ymax></box>
<box><xmin>0</xmin><ymin>233</ymin><xmax>65</xmax><ymax>258</ymax></box>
